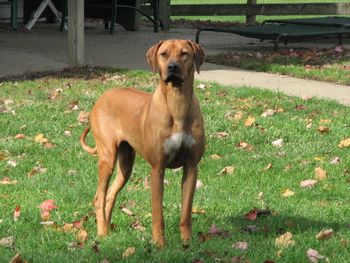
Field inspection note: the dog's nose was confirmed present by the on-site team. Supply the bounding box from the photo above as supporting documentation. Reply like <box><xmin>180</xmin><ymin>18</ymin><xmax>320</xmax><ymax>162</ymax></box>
<box><xmin>167</xmin><ymin>62</ymin><xmax>179</xmax><ymax>72</ymax></box>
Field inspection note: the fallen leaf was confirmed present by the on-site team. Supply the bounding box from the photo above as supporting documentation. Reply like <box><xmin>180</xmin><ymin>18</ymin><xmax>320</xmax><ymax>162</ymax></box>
<box><xmin>34</xmin><ymin>133</ymin><xmax>48</xmax><ymax>144</ymax></box>
<box><xmin>122</xmin><ymin>247</ymin><xmax>136</xmax><ymax>259</ymax></box>
<box><xmin>262</xmin><ymin>163</ymin><xmax>273</xmax><ymax>171</ymax></box>
<box><xmin>237</xmin><ymin>141</ymin><xmax>253</xmax><ymax>151</ymax></box>
<box><xmin>281</xmin><ymin>188</ymin><xmax>295</xmax><ymax>197</ymax></box>
<box><xmin>233</xmin><ymin>111</ymin><xmax>244</xmax><ymax>121</ymax></box>
<box><xmin>244</xmin><ymin>209</ymin><xmax>258</xmax><ymax>221</ymax></box>
<box><xmin>306</xmin><ymin>248</ymin><xmax>325</xmax><ymax>263</ymax></box>
<box><xmin>197</xmin><ymin>231</ymin><xmax>212</xmax><ymax>243</ymax></box>
<box><xmin>317</xmin><ymin>126</ymin><xmax>329</xmax><ymax>134</ymax></box>
<box><xmin>9</xmin><ymin>252</ymin><xmax>22</xmax><ymax>263</ymax></box>
<box><xmin>300</xmin><ymin>179</ymin><xmax>317</xmax><ymax>188</ymax></box>
<box><xmin>197</xmin><ymin>83</ymin><xmax>206</xmax><ymax>90</ymax></box>
<box><xmin>315</xmin><ymin>167</ymin><xmax>327</xmax><ymax>181</ymax></box>
<box><xmin>215</xmin><ymin>131</ymin><xmax>229</xmax><ymax>138</ymax></box>
<box><xmin>0</xmin><ymin>236</ymin><xmax>14</xmax><ymax>248</ymax></box>
<box><xmin>62</xmin><ymin>223</ymin><xmax>75</xmax><ymax>233</ymax></box>
<box><xmin>272</xmin><ymin>139</ymin><xmax>284</xmax><ymax>148</ymax></box>
<box><xmin>38</xmin><ymin>200</ymin><xmax>58</xmax><ymax>211</ymax></box>
<box><xmin>192</xmin><ymin>207</ymin><xmax>205</xmax><ymax>214</ymax></box>
<box><xmin>6</xmin><ymin>160</ymin><xmax>17</xmax><ymax>167</ymax></box>
<box><xmin>43</xmin><ymin>141</ymin><xmax>54</xmax><ymax>149</ymax></box>
<box><xmin>13</xmin><ymin>205</ymin><xmax>20</xmax><ymax>221</ymax></box>
<box><xmin>64</xmin><ymin>130</ymin><xmax>72</xmax><ymax>137</ymax></box>
<box><xmin>77</xmin><ymin>111</ymin><xmax>90</xmax><ymax>124</ymax></box>
<box><xmin>131</xmin><ymin>220</ymin><xmax>145</xmax><ymax>232</ymax></box>
<box><xmin>0</xmin><ymin>177</ymin><xmax>17</xmax><ymax>185</ymax></box>
<box><xmin>210</xmin><ymin>154</ymin><xmax>222</xmax><ymax>160</ymax></box>
<box><xmin>241</xmin><ymin>224</ymin><xmax>259</xmax><ymax>234</ymax></box>
<box><xmin>244</xmin><ymin>116</ymin><xmax>255</xmax><ymax>127</ymax></box>
<box><xmin>233</xmin><ymin>241</ymin><xmax>248</xmax><ymax>251</ymax></box>
<box><xmin>338</xmin><ymin>138</ymin><xmax>350</xmax><ymax>148</ymax></box>
<box><xmin>77</xmin><ymin>228</ymin><xmax>88</xmax><ymax>242</ymax></box>
<box><xmin>68</xmin><ymin>242</ymin><xmax>84</xmax><ymax>250</ymax></box>
<box><xmin>330</xmin><ymin>157</ymin><xmax>340</xmax><ymax>164</ymax></box>
<box><xmin>217</xmin><ymin>166</ymin><xmax>236</xmax><ymax>176</ymax></box>
<box><xmin>316</xmin><ymin>229</ymin><xmax>333</xmax><ymax>240</ymax></box>
<box><xmin>28</xmin><ymin>166</ymin><xmax>47</xmax><ymax>178</ymax></box>
<box><xmin>261</xmin><ymin>109</ymin><xmax>275</xmax><ymax>117</ymax></box>
<box><xmin>14</xmin><ymin>134</ymin><xmax>25</xmax><ymax>139</ymax></box>
<box><xmin>121</xmin><ymin>207</ymin><xmax>134</xmax><ymax>216</ymax></box>
<box><xmin>275</xmin><ymin>232</ymin><xmax>295</xmax><ymax>247</ymax></box>
<box><xmin>295</xmin><ymin>104</ymin><xmax>307</xmax><ymax>110</ymax></box>
<box><xmin>196</xmin><ymin>179</ymin><xmax>203</xmax><ymax>189</ymax></box>
<box><xmin>209</xmin><ymin>224</ymin><xmax>229</xmax><ymax>237</ymax></box>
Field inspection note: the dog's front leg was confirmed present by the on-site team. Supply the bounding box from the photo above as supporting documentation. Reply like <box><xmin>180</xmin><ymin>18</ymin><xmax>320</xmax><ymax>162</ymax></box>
<box><xmin>150</xmin><ymin>165</ymin><xmax>166</xmax><ymax>248</ymax></box>
<box><xmin>180</xmin><ymin>165</ymin><xmax>198</xmax><ymax>245</ymax></box>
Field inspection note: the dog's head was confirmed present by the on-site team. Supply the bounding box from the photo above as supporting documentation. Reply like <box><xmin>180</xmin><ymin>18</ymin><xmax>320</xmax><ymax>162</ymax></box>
<box><xmin>146</xmin><ymin>39</ymin><xmax>205</xmax><ymax>86</ymax></box>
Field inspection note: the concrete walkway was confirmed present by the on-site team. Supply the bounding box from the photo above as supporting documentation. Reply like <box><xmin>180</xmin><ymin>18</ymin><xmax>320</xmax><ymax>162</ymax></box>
<box><xmin>1</xmin><ymin>23</ymin><xmax>349</xmax><ymax>105</ymax></box>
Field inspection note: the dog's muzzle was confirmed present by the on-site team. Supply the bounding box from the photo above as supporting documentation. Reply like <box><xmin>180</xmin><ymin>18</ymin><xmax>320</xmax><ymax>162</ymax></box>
<box><xmin>165</xmin><ymin>62</ymin><xmax>184</xmax><ymax>85</ymax></box>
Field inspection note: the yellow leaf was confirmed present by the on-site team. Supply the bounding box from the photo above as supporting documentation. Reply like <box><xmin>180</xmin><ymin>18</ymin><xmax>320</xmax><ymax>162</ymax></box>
<box><xmin>34</xmin><ymin>133</ymin><xmax>48</xmax><ymax>144</ymax></box>
<box><xmin>315</xmin><ymin>167</ymin><xmax>327</xmax><ymax>181</ymax></box>
<box><xmin>275</xmin><ymin>232</ymin><xmax>295</xmax><ymax>248</ymax></box>
<box><xmin>244</xmin><ymin>116</ymin><xmax>255</xmax><ymax>127</ymax></box>
<box><xmin>338</xmin><ymin>138</ymin><xmax>350</xmax><ymax>148</ymax></box>
<box><xmin>281</xmin><ymin>188</ymin><xmax>295</xmax><ymax>197</ymax></box>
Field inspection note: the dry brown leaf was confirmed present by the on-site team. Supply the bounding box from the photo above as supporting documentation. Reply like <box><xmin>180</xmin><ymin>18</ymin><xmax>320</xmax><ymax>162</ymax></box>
<box><xmin>306</xmin><ymin>248</ymin><xmax>326</xmax><ymax>263</ymax></box>
<box><xmin>192</xmin><ymin>207</ymin><xmax>205</xmax><ymax>214</ymax></box>
<box><xmin>316</xmin><ymin>229</ymin><xmax>333</xmax><ymax>240</ymax></box>
<box><xmin>0</xmin><ymin>177</ymin><xmax>17</xmax><ymax>185</ymax></box>
<box><xmin>315</xmin><ymin>167</ymin><xmax>327</xmax><ymax>181</ymax></box>
<box><xmin>122</xmin><ymin>247</ymin><xmax>136</xmax><ymax>259</ymax></box>
<box><xmin>244</xmin><ymin>116</ymin><xmax>255</xmax><ymax>127</ymax></box>
<box><xmin>320</xmin><ymin>119</ymin><xmax>331</xmax><ymax>124</ymax></box>
<box><xmin>232</xmin><ymin>241</ymin><xmax>248</xmax><ymax>251</ymax></box>
<box><xmin>28</xmin><ymin>166</ymin><xmax>47</xmax><ymax>178</ymax></box>
<box><xmin>262</xmin><ymin>163</ymin><xmax>273</xmax><ymax>172</ymax></box>
<box><xmin>300</xmin><ymin>179</ymin><xmax>317</xmax><ymax>188</ymax></box>
<box><xmin>210</xmin><ymin>154</ymin><xmax>222</xmax><ymax>160</ymax></box>
<box><xmin>121</xmin><ymin>207</ymin><xmax>134</xmax><ymax>216</ymax></box>
<box><xmin>281</xmin><ymin>189</ymin><xmax>295</xmax><ymax>197</ymax></box>
<box><xmin>272</xmin><ymin>139</ymin><xmax>284</xmax><ymax>148</ymax></box>
<box><xmin>261</xmin><ymin>109</ymin><xmax>275</xmax><ymax>117</ymax></box>
<box><xmin>0</xmin><ymin>236</ymin><xmax>14</xmax><ymax>248</ymax></box>
<box><xmin>317</xmin><ymin>126</ymin><xmax>329</xmax><ymax>134</ymax></box>
<box><xmin>233</xmin><ymin>111</ymin><xmax>243</xmax><ymax>121</ymax></box>
<box><xmin>14</xmin><ymin>134</ymin><xmax>25</xmax><ymax>139</ymax></box>
<box><xmin>338</xmin><ymin>138</ymin><xmax>350</xmax><ymax>148</ymax></box>
<box><xmin>215</xmin><ymin>131</ymin><xmax>229</xmax><ymax>138</ymax></box>
<box><xmin>237</xmin><ymin>141</ymin><xmax>253</xmax><ymax>151</ymax></box>
<box><xmin>77</xmin><ymin>111</ymin><xmax>90</xmax><ymax>124</ymax></box>
<box><xmin>275</xmin><ymin>232</ymin><xmax>295</xmax><ymax>248</ymax></box>
<box><xmin>131</xmin><ymin>220</ymin><xmax>145</xmax><ymax>232</ymax></box>
<box><xmin>217</xmin><ymin>166</ymin><xmax>236</xmax><ymax>176</ymax></box>
<box><xmin>77</xmin><ymin>228</ymin><xmax>88</xmax><ymax>242</ymax></box>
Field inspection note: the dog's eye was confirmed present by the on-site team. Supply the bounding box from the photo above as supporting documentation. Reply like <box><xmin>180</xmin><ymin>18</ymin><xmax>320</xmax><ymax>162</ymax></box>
<box><xmin>160</xmin><ymin>52</ymin><xmax>168</xmax><ymax>58</ymax></box>
<box><xmin>181</xmin><ymin>51</ymin><xmax>189</xmax><ymax>57</ymax></box>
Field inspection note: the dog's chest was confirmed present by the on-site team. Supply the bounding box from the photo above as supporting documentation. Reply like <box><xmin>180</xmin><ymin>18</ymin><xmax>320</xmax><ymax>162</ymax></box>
<box><xmin>163</xmin><ymin>133</ymin><xmax>196</xmax><ymax>163</ymax></box>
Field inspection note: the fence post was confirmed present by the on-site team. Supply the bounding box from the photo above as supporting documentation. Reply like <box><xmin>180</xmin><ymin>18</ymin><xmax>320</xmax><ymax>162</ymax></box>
<box><xmin>246</xmin><ymin>0</ymin><xmax>256</xmax><ymax>24</ymax></box>
<box><xmin>159</xmin><ymin>0</ymin><xmax>170</xmax><ymax>30</ymax></box>
<box><xmin>68</xmin><ymin>0</ymin><xmax>84</xmax><ymax>66</ymax></box>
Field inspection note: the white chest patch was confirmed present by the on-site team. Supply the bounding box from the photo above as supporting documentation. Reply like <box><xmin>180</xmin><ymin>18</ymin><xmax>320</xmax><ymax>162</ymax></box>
<box><xmin>163</xmin><ymin>133</ymin><xmax>196</xmax><ymax>163</ymax></box>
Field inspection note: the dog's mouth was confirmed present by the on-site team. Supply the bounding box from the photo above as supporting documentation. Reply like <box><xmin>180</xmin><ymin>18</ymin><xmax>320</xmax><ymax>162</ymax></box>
<box><xmin>164</xmin><ymin>74</ymin><xmax>184</xmax><ymax>86</ymax></box>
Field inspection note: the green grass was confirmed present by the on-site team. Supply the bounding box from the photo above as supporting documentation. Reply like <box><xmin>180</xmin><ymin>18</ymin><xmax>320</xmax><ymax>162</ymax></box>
<box><xmin>207</xmin><ymin>47</ymin><xmax>350</xmax><ymax>85</ymax></box>
<box><xmin>1</xmin><ymin>67</ymin><xmax>350</xmax><ymax>262</ymax></box>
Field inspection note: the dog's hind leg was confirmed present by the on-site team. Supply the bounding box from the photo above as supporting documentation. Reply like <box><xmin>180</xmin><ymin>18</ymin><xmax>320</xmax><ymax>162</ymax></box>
<box><xmin>95</xmin><ymin>143</ymin><xmax>117</xmax><ymax>237</ymax></box>
<box><xmin>105</xmin><ymin>141</ymin><xmax>135</xmax><ymax>226</ymax></box>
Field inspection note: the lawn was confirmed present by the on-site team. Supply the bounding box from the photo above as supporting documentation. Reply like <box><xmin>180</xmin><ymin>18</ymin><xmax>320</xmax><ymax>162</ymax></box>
<box><xmin>1</xmin><ymin>68</ymin><xmax>350</xmax><ymax>262</ymax></box>
<box><xmin>206</xmin><ymin>46</ymin><xmax>350</xmax><ymax>85</ymax></box>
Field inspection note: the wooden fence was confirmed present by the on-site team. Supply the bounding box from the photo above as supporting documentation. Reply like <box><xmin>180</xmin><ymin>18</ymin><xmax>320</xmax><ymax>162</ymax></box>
<box><xmin>168</xmin><ymin>1</ymin><xmax>350</xmax><ymax>24</ymax></box>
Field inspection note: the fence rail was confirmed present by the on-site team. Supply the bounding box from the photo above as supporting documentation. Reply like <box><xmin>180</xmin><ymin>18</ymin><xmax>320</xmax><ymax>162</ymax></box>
<box><xmin>168</xmin><ymin>2</ymin><xmax>350</xmax><ymax>24</ymax></box>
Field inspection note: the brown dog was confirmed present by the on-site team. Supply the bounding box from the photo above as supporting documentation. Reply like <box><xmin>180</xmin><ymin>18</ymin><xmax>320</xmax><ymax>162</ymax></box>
<box><xmin>80</xmin><ymin>39</ymin><xmax>205</xmax><ymax>248</ymax></box>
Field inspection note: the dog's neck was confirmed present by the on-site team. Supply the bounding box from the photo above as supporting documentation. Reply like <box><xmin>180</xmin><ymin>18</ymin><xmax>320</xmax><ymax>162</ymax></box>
<box><xmin>156</xmin><ymin>72</ymin><xmax>194</xmax><ymax>132</ymax></box>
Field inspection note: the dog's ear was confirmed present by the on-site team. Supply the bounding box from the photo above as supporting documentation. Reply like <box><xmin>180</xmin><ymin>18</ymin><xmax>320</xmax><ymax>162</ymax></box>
<box><xmin>187</xmin><ymin>40</ymin><xmax>205</xmax><ymax>74</ymax></box>
<box><xmin>146</xmin><ymin>40</ymin><xmax>164</xmax><ymax>73</ymax></box>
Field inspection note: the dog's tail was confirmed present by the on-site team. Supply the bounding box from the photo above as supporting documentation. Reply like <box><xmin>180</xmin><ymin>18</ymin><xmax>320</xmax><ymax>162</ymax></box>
<box><xmin>80</xmin><ymin>127</ymin><xmax>97</xmax><ymax>155</ymax></box>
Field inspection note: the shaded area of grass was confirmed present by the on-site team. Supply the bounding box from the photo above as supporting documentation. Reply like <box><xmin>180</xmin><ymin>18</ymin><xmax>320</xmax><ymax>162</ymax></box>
<box><xmin>1</xmin><ymin>67</ymin><xmax>350</xmax><ymax>262</ymax></box>
<box><xmin>207</xmin><ymin>47</ymin><xmax>350</xmax><ymax>85</ymax></box>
